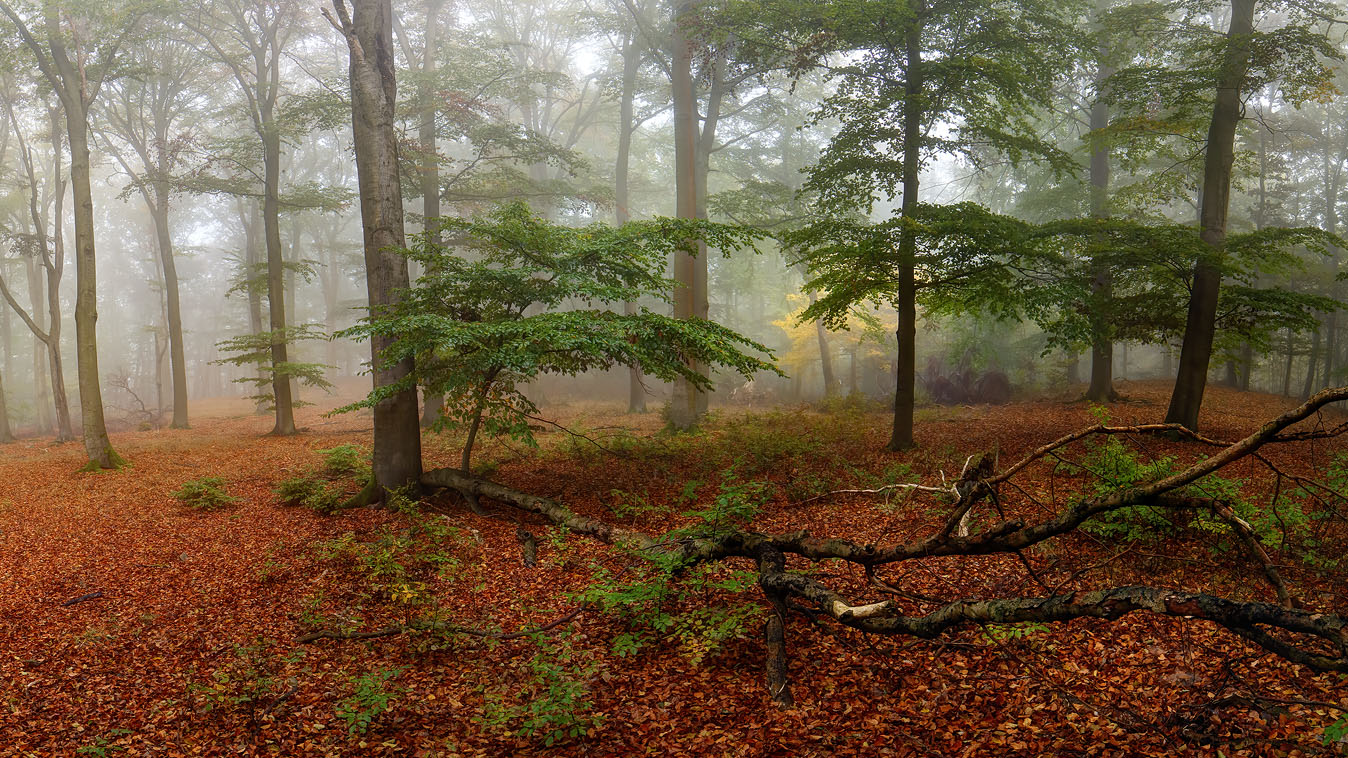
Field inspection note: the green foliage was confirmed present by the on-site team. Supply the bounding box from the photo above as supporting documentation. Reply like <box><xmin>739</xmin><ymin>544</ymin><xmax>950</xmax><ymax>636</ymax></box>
<box><xmin>981</xmin><ymin>622</ymin><xmax>1050</xmax><ymax>644</ymax></box>
<box><xmin>478</xmin><ymin>630</ymin><xmax>604</xmax><ymax>747</ymax></box>
<box><xmin>186</xmin><ymin>640</ymin><xmax>305</xmax><ymax>724</ymax></box>
<box><xmin>569</xmin><ymin>476</ymin><xmax>766</xmax><ymax>664</ymax></box>
<box><xmin>317</xmin><ymin>444</ymin><xmax>370</xmax><ymax>480</ymax></box>
<box><xmin>1076</xmin><ymin>436</ymin><xmax>1312</xmax><ymax>549</ymax></box>
<box><xmin>173</xmin><ymin>477</ymin><xmax>240</xmax><ymax>512</ymax></box>
<box><xmin>273</xmin><ymin>445</ymin><xmax>380</xmax><ymax>515</ymax></box>
<box><xmin>75</xmin><ymin>729</ymin><xmax>132</xmax><ymax>757</ymax></box>
<box><xmin>213</xmin><ymin>325</ymin><xmax>335</xmax><ymax>410</ymax></box>
<box><xmin>336</xmin><ymin>668</ymin><xmax>406</xmax><ymax>735</ymax></box>
<box><xmin>961</xmin><ymin>220</ymin><xmax>1347</xmax><ymax>359</ymax></box>
<box><xmin>605</xmin><ymin>489</ymin><xmax>671</xmax><ymax>520</ymax></box>
<box><xmin>673</xmin><ymin>471</ymin><xmax>771</xmax><ymax>539</ymax></box>
<box><xmin>1080</xmin><ymin>437</ymin><xmax>1182</xmax><ymax>541</ymax></box>
<box><xmin>793</xmin><ymin>205</ymin><xmax>1038</xmax><ymax>331</ymax></box>
<box><xmin>340</xmin><ymin>202</ymin><xmax>779</xmax><ymax>468</ymax></box>
<box><xmin>274</xmin><ymin>475</ymin><xmax>343</xmax><ymax>515</ymax></box>
<box><xmin>718</xmin><ymin>412</ymin><xmax>827</xmax><ymax>476</ymax></box>
<box><xmin>1324</xmin><ymin>714</ymin><xmax>1348</xmax><ymax>747</ymax></box>
<box><xmin>314</xmin><ymin>513</ymin><xmax>467</xmax><ymax>607</ymax></box>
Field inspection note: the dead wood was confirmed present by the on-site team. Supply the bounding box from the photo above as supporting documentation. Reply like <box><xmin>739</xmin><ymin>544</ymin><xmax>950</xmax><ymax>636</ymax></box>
<box><xmin>60</xmin><ymin>591</ymin><xmax>104</xmax><ymax>607</ymax></box>
<box><xmin>400</xmin><ymin>386</ymin><xmax>1348</xmax><ymax>705</ymax></box>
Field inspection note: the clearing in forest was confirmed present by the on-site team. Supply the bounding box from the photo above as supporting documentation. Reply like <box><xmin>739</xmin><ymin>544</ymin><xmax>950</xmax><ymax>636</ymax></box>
<box><xmin>1</xmin><ymin>381</ymin><xmax>1346</xmax><ymax>757</ymax></box>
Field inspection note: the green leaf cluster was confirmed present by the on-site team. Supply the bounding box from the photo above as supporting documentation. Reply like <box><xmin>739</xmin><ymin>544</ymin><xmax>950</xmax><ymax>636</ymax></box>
<box><xmin>342</xmin><ymin>202</ymin><xmax>780</xmax><ymax>466</ymax></box>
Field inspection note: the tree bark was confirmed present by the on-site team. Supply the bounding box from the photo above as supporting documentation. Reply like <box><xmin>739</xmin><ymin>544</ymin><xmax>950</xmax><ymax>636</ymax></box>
<box><xmin>668</xmin><ymin>0</ymin><xmax>701</xmax><ymax>430</ymax></box>
<box><xmin>1085</xmin><ymin>5</ymin><xmax>1117</xmax><ymax>404</ymax></box>
<box><xmin>151</xmin><ymin>176</ymin><xmax>189</xmax><ymax>428</ymax></box>
<box><xmin>418</xmin><ymin>0</ymin><xmax>447</xmax><ymax>428</ymax></box>
<box><xmin>262</xmin><ymin>118</ymin><xmax>296</xmax><ymax>435</ymax></box>
<box><xmin>334</xmin><ymin>0</ymin><xmax>424</xmax><ymax>495</ymax></box>
<box><xmin>808</xmin><ymin>290</ymin><xmax>837</xmax><ymax>397</ymax></box>
<box><xmin>0</xmin><ymin>366</ymin><xmax>13</xmax><ymax>443</ymax></box>
<box><xmin>240</xmin><ymin>203</ymin><xmax>268</xmax><ymax>414</ymax></box>
<box><xmin>889</xmin><ymin>3</ymin><xmax>924</xmax><ymax>451</ymax></box>
<box><xmin>616</xmin><ymin>31</ymin><xmax>646</xmax><ymax>414</ymax></box>
<box><xmin>1164</xmin><ymin>0</ymin><xmax>1255</xmax><ymax>431</ymax></box>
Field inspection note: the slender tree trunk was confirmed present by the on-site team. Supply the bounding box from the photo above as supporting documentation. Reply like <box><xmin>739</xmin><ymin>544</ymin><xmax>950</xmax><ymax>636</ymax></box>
<box><xmin>616</xmin><ymin>32</ymin><xmax>646</xmax><ymax>414</ymax></box>
<box><xmin>668</xmin><ymin>0</ymin><xmax>701</xmax><ymax>430</ymax></box>
<box><xmin>807</xmin><ymin>290</ymin><xmax>837</xmax><ymax>397</ymax></box>
<box><xmin>691</xmin><ymin>58</ymin><xmax>724</xmax><ymax>417</ymax></box>
<box><xmin>1322</xmin><ymin>143</ymin><xmax>1341</xmax><ymax>389</ymax></box>
<box><xmin>66</xmin><ymin>111</ymin><xmax>119</xmax><ymax>468</ymax></box>
<box><xmin>24</xmin><ymin>258</ymin><xmax>52</xmax><ymax>434</ymax></box>
<box><xmin>849</xmin><ymin>344</ymin><xmax>859</xmax><ymax>395</ymax></box>
<box><xmin>0</xmin><ymin>368</ymin><xmax>12</xmax><ymax>442</ymax></box>
<box><xmin>262</xmin><ymin>121</ymin><xmax>296</xmax><ymax>435</ymax></box>
<box><xmin>241</xmin><ymin>205</ymin><xmax>269</xmax><ymax>413</ymax></box>
<box><xmin>1165</xmin><ymin>0</ymin><xmax>1255</xmax><ymax>431</ymax></box>
<box><xmin>336</xmin><ymin>0</ymin><xmax>424</xmax><ymax>495</ymax></box>
<box><xmin>889</xmin><ymin>6</ymin><xmax>924</xmax><ymax>451</ymax></box>
<box><xmin>1085</xmin><ymin>16</ymin><xmax>1117</xmax><ymax>403</ymax></box>
<box><xmin>1302</xmin><ymin>327</ymin><xmax>1321</xmax><ymax>401</ymax></box>
<box><xmin>151</xmin><ymin>179</ymin><xmax>188</xmax><ymax>428</ymax></box>
<box><xmin>1283</xmin><ymin>330</ymin><xmax>1295</xmax><ymax>396</ymax></box>
<box><xmin>417</xmin><ymin>0</ymin><xmax>446</xmax><ymax>428</ymax></box>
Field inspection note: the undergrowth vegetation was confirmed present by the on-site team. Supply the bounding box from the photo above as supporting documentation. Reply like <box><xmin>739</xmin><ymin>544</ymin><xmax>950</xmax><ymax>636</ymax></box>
<box><xmin>273</xmin><ymin>444</ymin><xmax>373</xmax><ymax>514</ymax></box>
<box><xmin>15</xmin><ymin>389</ymin><xmax>1348</xmax><ymax>755</ymax></box>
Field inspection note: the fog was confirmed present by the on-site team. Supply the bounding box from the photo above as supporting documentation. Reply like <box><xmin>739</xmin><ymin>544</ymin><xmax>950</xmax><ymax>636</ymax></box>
<box><xmin>0</xmin><ymin>0</ymin><xmax>1343</xmax><ymax>442</ymax></box>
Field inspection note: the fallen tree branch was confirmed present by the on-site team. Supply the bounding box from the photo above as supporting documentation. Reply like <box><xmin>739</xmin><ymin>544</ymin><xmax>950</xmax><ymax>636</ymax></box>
<box><xmin>60</xmin><ymin>591</ymin><xmax>104</xmax><ymax>607</ymax></box>
<box><xmin>396</xmin><ymin>387</ymin><xmax>1348</xmax><ymax>706</ymax></box>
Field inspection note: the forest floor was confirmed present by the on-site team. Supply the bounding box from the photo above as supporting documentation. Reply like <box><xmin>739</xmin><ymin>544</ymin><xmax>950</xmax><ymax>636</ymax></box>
<box><xmin>1</xmin><ymin>380</ymin><xmax>1346</xmax><ymax>757</ymax></box>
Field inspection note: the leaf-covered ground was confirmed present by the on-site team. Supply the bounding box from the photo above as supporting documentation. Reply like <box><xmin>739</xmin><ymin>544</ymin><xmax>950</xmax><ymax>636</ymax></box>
<box><xmin>1</xmin><ymin>381</ymin><xmax>1346</xmax><ymax>757</ymax></box>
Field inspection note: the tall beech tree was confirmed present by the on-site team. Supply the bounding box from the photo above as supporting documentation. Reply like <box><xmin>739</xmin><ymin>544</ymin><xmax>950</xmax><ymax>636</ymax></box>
<box><xmin>1138</xmin><ymin>0</ymin><xmax>1341</xmax><ymax>429</ymax></box>
<box><xmin>328</xmin><ymin>0</ymin><xmax>423</xmax><ymax>498</ymax></box>
<box><xmin>0</xmin><ymin>88</ymin><xmax>74</xmax><ymax>441</ymax></box>
<box><xmin>186</xmin><ymin>0</ymin><xmax>306</xmax><ymax>435</ymax></box>
<box><xmin>765</xmin><ymin>0</ymin><xmax>1080</xmax><ymax>450</ymax></box>
<box><xmin>667</xmin><ymin>0</ymin><xmax>702</xmax><ymax>430</ymax></box>
<box><xmin>389</xmin><ymin>0</ymin><xmax>449</xmax><ymax>428</ymax></box>
<box><xmin>1166</xmin><ymin>0</ymin><xmax>1258</xmax><ymax>430</ymax></box>
<box><xmin>0</xmin><ymin>0</ymin><xmax>143</xmax><ymax>468</ymax></box>
<box><xmin>97</xmin><ymin>34</ymin><xmax>202</xmax><ymax>429</ymax></box>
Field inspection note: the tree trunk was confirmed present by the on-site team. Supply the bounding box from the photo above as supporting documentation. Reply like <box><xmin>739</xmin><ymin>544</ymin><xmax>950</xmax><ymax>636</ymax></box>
<box><xmin>152</xmin><ymin>178</ymin><xmax>189</xmax><ymax>428</ymax></box>
<box><xmin>24</xmin><ymin>257</ymin><xmax>52</xmax><ymax>434</ymax></box>
<box><xmin>692</xmin><ymin>55</ymin><xmax>725</xmax><ymax>418</ymax></box>
<box><xmin>668</xmin><ymin>0</ymin><xmax>701</xmax><ymax>430</ymax></box>
<box><xmin>808</xmin><ymin>291</ymin><xmax>837</xmax><ymax>397</ymax></box>
<box><xmin>1322</xmin><ymin>141</ymin><xmax>1341</xmax><ymax>389</ymax></box>
<box><xmin>616</xmin><ymin>32</ymin><xmax>646</xmax><ymax>414</ymax></box>
<box><xmin>262</xmin><ymin>120</ymin><xmax>296</xmax><ymax>435</ymax></box>
<box><xmin>415</xmin><ymin>0</ymin><xmax>447</xmax><ymax>428</ymax></box>
<box><xmin>239</xmin><ymin>205</ymin><xmax>268</xmax><ymax>413</ymax></box>
<box><xmin>1283</xmin><ymin>330</ymin><xmax>1295</xmax><ymax>397</ymax></box>
<box><xmin>1238</xmin><ymin>342</ymin><xmax>1253</xmax><ymax>391</ymax></box>
<box><xmin>0</xmin><ymin>368</ymin><xmax>13</xmax><ymax>443</ymax></box>
<box><xmin>1085</xmin><ymin>0</ymin><xmax>1117</xmax><ymax>404</ymax></box>
<box><xmin>1302</xmin><ymin>327</ymin><xmax>1321</xmax><ymax>401</ymax></box>
<box><xmin>1165</xmin><ymin>0</ymin><xmax>1255</xmax><ymax>431</ymax></box>
<box><xmin>889</xmin><ymin>7</ymin><xmax>923</xmax><ymax>451</ymax></box>
<box><xmin>337</xmin><ymin>0</ymin><xmax>424</xmax><ymax>495</ymax></box>
<box><xmin>66</xmin><ymin>111</ymin><xmax>119</xmax><ymax>468</ymax></box>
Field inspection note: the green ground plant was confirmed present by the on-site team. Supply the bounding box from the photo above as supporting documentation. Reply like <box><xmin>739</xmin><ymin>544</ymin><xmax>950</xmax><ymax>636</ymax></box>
<box><xmin>478</xmin><ymin>630</ymin><xmax>604</xmax><ymax>747</ymax></box>
<box><xmin>336</xmin><ymin>668</ymin><xmax>406</xmax><ymax>735</ymax></box>
<box><xmin>173</xmin><ymin>477</ymin><xmax>240</xmax><ymax>511</ymax></box>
